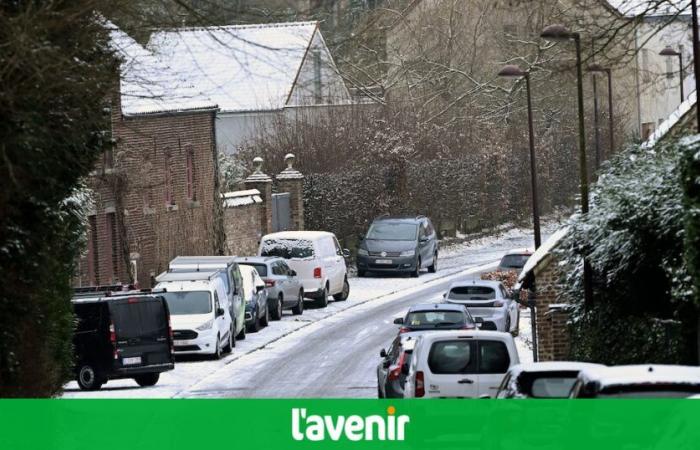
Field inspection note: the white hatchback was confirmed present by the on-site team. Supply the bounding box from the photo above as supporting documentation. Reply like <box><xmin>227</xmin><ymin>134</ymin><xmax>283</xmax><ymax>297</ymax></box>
<box><xmin>404</xmin><ymin>330</ymin><xmax>519</xmax><ymax>398</ymax></box>
<box><xmin>258</xmin><ymin>231</ymin><xmax>350</xmax><ymax>307</ymax></box>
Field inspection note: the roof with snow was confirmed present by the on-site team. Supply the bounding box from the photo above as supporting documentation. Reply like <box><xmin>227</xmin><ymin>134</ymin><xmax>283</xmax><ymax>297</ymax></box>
<box><xmin>107</xmin><ymin>23</ymin><xmax>217</xmax><ymax>116</ymax></box>
<box><xmin>518</xmin><ymin>226</ymin><xmax>569</xmax><ymax>284</ymax></box>
<box><xmin>147</xmin><ymin>22</ymin><xmax>328</xmax><ymax>114</ymax></box>
<box><xmin>605</xmin><ymin>0</ymin><xmax>690</xmax><ymax>18</ymax></box>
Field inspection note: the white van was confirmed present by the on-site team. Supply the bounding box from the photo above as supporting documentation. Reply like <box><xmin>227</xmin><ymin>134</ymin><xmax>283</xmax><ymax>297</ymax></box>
<box><xmin>404</xmin><ymin>330</ymin><xmax>519</xmax><ymax>398</ymax></box>
<box><xmin>258</xmin><ymin>231</ymin><xmax>350</xmax><ymax>307</ymax></box>
<box><xmin>154</xmin><ymin>271</ymin><xmax>234</xmax><ymax>359</ymax></box>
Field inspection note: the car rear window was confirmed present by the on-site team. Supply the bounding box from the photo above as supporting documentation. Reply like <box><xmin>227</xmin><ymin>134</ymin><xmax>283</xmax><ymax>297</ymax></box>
<box><xmin>110</xmin><ymin>299</ymin><xmax>167</xmax><ymax>339</ymax></box>
<box><xmin>405</xmin><ymin>311</ymin><xmax>466</xmax><ymax>328</ymax></box>
<box><xmin>161</xmin><ymin>291</ymin><xmax>212</xmax><ymax>315</ymax></box>
<box><xmin>448</xmin><ymin>286</ymin><xmax>496</xmax><ymax>300</ymax></box>
<box><xmin>479</xmin><ymin>340</ymin><xmax>511</xmax><ymax>374</ymax></box>
<box><xmin>261</xmin><ymin>239</ymin><xmax>314</xmax><ymax>259</ymax></box>
<box><xmin>499</xmin><ymin>254</ymin><xmax>530</xmax><ymax>269</ymax></box>
<box><xmin>240</xmin><ymin>263</ymin><xmax>268</xmax><ymax>277</ymax></box>
<box><xmin>529</xmin><ymin>377</ymin><xmax>578</xmax><ymax>398</ymax></box>
<box><xmin>428</xmin><ymin>340</ymin><xmax>477</xmax><ymax>374</ymax></box>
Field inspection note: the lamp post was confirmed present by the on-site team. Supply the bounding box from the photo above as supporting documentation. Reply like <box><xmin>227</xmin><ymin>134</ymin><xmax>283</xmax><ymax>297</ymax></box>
<box><xmin>587</xmin><ymin>64</ymin><xmax>614</xmax><ymax>161</ymax></box>
<box><xmin>659</xmin><ymin>46</ymin><xmax>684</xmax><ymax>104</ymax></box>
<box><xmin>541</xmin><ymin>24</ymin><xmax>593</xmax><ymax>309</ymax></box>
<box><xmin>498</xmin><ymin>65</ymin><xmax>542</xmax><ymax>250</ymax></box>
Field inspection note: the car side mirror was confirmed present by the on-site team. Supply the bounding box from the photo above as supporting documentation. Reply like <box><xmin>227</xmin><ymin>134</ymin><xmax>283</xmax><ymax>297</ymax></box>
<box><xmin>379</xmin><ymin>348</ymin><xmax>387</xmax><ymax>358</ymax></box>
<box><xmin>393</xmin><ymin>317</ymin><xmax>404</xmax><ymax>325</ymax></box>
<box><xmin>216</xmin><ymin>308</ymin><xmax>225</xmax><ymax>317</ymax></box>
<box><xmin>290</xmin><ymin>270</ymin><xmax>297</xmax><ymax>277</ymax></box>
<box><xmin>474</xmin><ymin>317</ymin><xmax>484</xmax><ymax>324</ymax></box>
<box><xmin>343</xmin><ymin>249</ymin><xmax>351</xmax><ymax>258</ymax></box>
<box><xmin>420</xmin><ymin>236</ymin><xmax>429</xmax><ymax>243</ymax></box>
<box><xmin>256</xmin><ymin>285</ymin><xmax>265</xmax><ymax>293</ymax></box>
<box><xmin>401</xmin><ymin>363</ymin><xmax>410</xmax><ymax>375</ymax></box>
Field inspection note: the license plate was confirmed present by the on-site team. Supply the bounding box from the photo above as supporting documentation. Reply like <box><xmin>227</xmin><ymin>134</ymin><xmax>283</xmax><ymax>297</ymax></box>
<box><xmin>375</xmin><ymin>259</ymin><xmax>392</xmax><ymax>264</ymax></box>
<box><xmin>122</xmin><ymin>356</ymin><xmax>142</xmax><ymax>365</ymax></box>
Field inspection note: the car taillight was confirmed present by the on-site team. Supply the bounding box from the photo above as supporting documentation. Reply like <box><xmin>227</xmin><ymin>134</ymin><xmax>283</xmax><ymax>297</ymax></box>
<box><xmin>109</xmin><ymin>322</ymin><xmax>118</xmax><ymax>360</ymax></box>
<box><xmin>493</xmin><ymin>301</ymin><xmax>504</xmax><ymax>307</ymax></box>
<box><xmin>398</xmin><ymin>327</ymin><xmax>410</xmax><ymax>334</ymax></box>
<box><xmin>415</xmin><ymin>371</ymin><xmax>425</xmax><ymax>397</ymax></box>
<box><xmin>127</xmin><ymin>297</ymin><xmax>139</xmax><ymax>304</ymax></box>
<box><xmin>313</xmin><ymin>267</ymin><xmax>322</xmax><ymax>278</ymax></box>
<box><xmin>264</xmin><ymin>279</ymin><xmax>275</xmax><ymax>287</ymax></box>
<box><xmin>168</xmin><ymin>317</ymin><xmax>174</xmax><ymax>355</ymax></box>
<box><xmin>388</xmin><ymin>353</ymin><xmax>406</xmax><ymax>381</ymax></box>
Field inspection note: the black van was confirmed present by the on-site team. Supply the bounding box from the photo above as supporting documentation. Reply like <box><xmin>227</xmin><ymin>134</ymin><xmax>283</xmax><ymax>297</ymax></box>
<box><xmin>72</xmin><ymin>288</ymin><xmax>175</xmax><ymax>390</ymax></box>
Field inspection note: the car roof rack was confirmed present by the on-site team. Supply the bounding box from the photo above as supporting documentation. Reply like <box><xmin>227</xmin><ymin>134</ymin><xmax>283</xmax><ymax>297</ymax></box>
<box><xmin>72</xmin><ymin>287</ymin><xmax>167</xmax><ymax>302</ymax></box>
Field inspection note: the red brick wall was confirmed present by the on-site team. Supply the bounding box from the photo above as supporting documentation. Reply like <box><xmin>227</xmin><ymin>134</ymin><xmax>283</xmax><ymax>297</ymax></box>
<box><xmin>532</xmin><ymin>260</ymin><xmax>572</xmax><ymax>361</ymax></box>
<box><xmin>77</xmin><ymin>94</ymin><xmax>222</xmax><ymax>288</ymax></box>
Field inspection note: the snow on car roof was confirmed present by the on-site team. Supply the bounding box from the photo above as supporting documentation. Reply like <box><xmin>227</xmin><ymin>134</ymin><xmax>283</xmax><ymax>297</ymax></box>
<box><xmin>407</xmin><ymin>303</ymin><xmax>468</xmax><ymax>312</ymax></box>
<box><xmin>262</xmin><ymin>231</ymin><xmax>335</xmax><ymax>240</ymax></box>
<box><xmin>448</xmin><ymin>279</ymin><xmax>503</xmax><ymax>289</ymax></box>
<box><xmin>579</xmin><ymin>365</ymin><xmax>700</xmax><ymax>388</ymax></box>
<box><xmin>502</xmin><ymin>248</ymin><xmax>533</xmax><ymax>256</ymax></box>
<box><xmin>518</xmin><ymin>226</ymin><xmax>569</xmax><ymax>282</ymax></box>
<box><xmin>148</xmin><ymin>22</ymin><xmax>319</xmax><ymax>113</ymax></box>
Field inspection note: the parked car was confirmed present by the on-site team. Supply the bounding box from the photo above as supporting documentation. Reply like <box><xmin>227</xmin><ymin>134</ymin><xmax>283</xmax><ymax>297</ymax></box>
<box><xmin>496</xmin><ymin>362</ymin><xmax>605</xmax><ymax>398</ymax></box>
<box><xmin>239</xmin><ymin>264</ymin><xmax>269</xmax><ymax>332</ymax></box>
<box><xmin>235</xmin><ymin>256</ymin><xmax>304</xmax><ymax>317</ymax></box>
<box><xmin>497</xmin><ymin>249</ymin><xmax>533</xmax><ymax>272</ymax></box>
<box><xmin>569</xmin><ymin>365</ymin><xmax>700</xmax><ymax>398</ymax></box>
<box><xmin>404</xmin><ymin>330</ymin><xmax>519</xmax><ymax>398</ymax></box>
<box><xmin>155</xmin><ymin>270</ymin><xmax>236</xmax><ymax>358</ymax></box>
<box><xmin>443</xmin><ymin>279</ymin><xmax>519</xmax><ymax>334</ymax></box>
<box><xmin>258</xmin><ymin>231</ymin><xmax>350</xmax><ymax>307</ymax></box>
<box><xmin>167</xmin><ymin>256</ymin><xmax>246</xmax><ymax>340</ymax></box>
<box><xmin>393</xmin><ymin>303</ymin><xmax>478</xmax><ymax>334</ymax></box>
<box><xmin>377</xmin><ymin>335</ymin><xmax>417</xmax><ymax>398</ymax></box>
<box><xmin>71</xmin><ymin>288</ymin><xmax>175</xmax><ymax>390</ymax></box>
<box><xmin>356</xmin><ymin>215</ymin><xmax>438</xmax><ymax>277</ymax></box>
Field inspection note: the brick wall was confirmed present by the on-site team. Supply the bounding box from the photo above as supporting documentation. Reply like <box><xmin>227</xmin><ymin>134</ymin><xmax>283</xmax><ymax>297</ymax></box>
<box><xmin>76</xmin><ymin>93</ymin><xmax>222</xmax><ymax>288</ymax></box>
<box><xmin>223</xmin><ymin>203</ymin><xmax>262</xmax><ymax>256</ymax></box>
<box><xmin>531</xmin><ymin>260</ymin><xmax>572</xmax><ymax>361</ymax></box>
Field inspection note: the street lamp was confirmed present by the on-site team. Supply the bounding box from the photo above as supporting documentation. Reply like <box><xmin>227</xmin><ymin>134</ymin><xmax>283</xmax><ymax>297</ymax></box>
<box><xmin>659</xmin><ymin>46</ymin><xmax>684</xmax><ymax>104</ymax></box>
<box><xmin>587</xmin><ymin>63</ymin><xmax>614</xmax><ymax>162</ymax></box>
<box><xmin>498</xmin><ymin>64</ymin><xmax>542</xmax><ymax>250</ymax></box>
<box><xmin>541</xmin><ymin>23</ymin><xmax>593</xmax><ymax>309</ymax></box>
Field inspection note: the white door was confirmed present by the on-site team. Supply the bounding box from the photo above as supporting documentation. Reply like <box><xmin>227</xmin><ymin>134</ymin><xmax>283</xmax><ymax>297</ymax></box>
<box><xmin>424</xmin><ymin>339</ymin><xmax>478</xmax><ymax>398</ymax></box>
<box><xmin>321</xmin><ymin>237</ymin><xmax>341</xmax><ymax>294</ymax></box>
<box><xmin>476</xmin><ymin>339</ymin><xmax>513</xmax><ymax>398</ymax></box>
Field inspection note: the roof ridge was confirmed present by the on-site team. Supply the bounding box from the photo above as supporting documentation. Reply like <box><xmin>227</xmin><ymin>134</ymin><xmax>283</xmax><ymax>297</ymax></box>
<box><xmin>154</xmin><ymin>20</ymin><xmax>318</xmax><ymax>34</ymax></box>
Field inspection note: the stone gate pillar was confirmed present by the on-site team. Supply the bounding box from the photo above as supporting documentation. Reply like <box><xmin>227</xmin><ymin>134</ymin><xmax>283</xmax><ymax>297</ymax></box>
<box><xmin>276</xmin><ymin>153</ymin><xmax>305</xmax><ymax>231</ymax></box>
<box><xmin>244</xmin><ymin>157</ymin><xmax>272</xmax><ymax>235</ymax></box>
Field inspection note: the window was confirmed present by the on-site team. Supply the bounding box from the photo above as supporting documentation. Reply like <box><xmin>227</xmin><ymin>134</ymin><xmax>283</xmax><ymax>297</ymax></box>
<box><xmin>88</xmin><ymin>215</ymin><xmax>99</xmax><ymax>285</ymax></box>
<box><xmin>366</xmin><ymin>222</ymin><xmax>418</xmax><ymax>241</ymax></box>
<box><xmin>333</xmin><ymin>237</ymin><xmax>343</xmax><ymax>256</ymax></box>
<box><xmin>107</xmin><ymin>212</ymin><xmax>118</xmax><ymax>281</ymax></box>
<box><xmin>448</xmin><ymin>286</ymin><xmax>496</xmax><ymax>301</ymax></box>
<box><xmin>162</xmin><ymin>291</ymin><xmax>212</xmax><ymax>315</ymax></box>
<box><xmin>272</xmin><ymin>262</ymin><xmax>284</xmax><ymax>276</ymax></box>
<box><xmin>261</xmin><ymin>239</ymin><xmax>315</xmax><ymax>259</ymax></box>
<box><xmin>428</xmin><ymin>340</ymin><xmax>477</xmax><ymax>374</ymax></box>
<box><xmin>214</xmin><ymin>291</ymin><xmax>221</xmax><ymax>311</ymax></box>
<box><xmin>479</xmin><ymin>341</ymin><xmax>511</xmax><ymax>374</ymax></box>
<box><xmin>186</xmin><ymin>148</ymin><xmax>196</xmax><ymax>200</ymax></box>
<box><xmin>164</xmin><ymin>153</ymin><xmax>174</xmax><ymax>205</ymax></box>
<box><xmin>280</xmin><ymin>261</ymin><xmax>291</xmax><ymax>275</ymax></box>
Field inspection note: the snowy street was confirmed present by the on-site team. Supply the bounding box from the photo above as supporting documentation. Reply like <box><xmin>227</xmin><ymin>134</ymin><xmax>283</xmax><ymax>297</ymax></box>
<box><xmin>63</xmin><ymin>225</ymin><xmax>548</xmax><ymax>398</ymax></box>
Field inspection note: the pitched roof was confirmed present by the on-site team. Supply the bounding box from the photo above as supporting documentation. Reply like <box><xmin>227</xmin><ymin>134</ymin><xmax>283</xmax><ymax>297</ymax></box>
<box><xmin>605</xmin><ymin>0</ymin><xmax>690</xmax><ymax>18</ymax></box>
<box><xmin>107</xmin><ymin>22</ymin><xmax>217</xmax><ymax>116</ymax></box>
<box><xmin>148</xmin><ymin>22</ymin><xmax>320</xmax><ymax>114</ymax></box>
<box><xmin>518</xmin><ymin>226</ymin><xmax>569</xmax><ymax>284</ymax></box>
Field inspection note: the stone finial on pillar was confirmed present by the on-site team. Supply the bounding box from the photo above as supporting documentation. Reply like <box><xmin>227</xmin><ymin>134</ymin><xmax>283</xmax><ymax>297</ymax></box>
<box><xmin>244</xmin><ymin>157</ymin><xmax>273</xmax><ymax>235</ymax></box>
<box><xmin>276</xmin><ymin>153</ymin><xmax>305</xmax><ymax>231</ymax></box>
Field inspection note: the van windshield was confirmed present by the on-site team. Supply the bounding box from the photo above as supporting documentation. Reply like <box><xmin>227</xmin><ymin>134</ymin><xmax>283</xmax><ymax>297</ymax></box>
<box><xmin>110</xmin><ymin>300</ymin><xmax>167</xmax><ymax>339</ymax></box>
<box><xmin>261</xmin><ymin>239</ymin><xmax>314</xmax><ymax>259</ymax></box>
<box><xmin>162</xmin><ymin>291</ymin><xmax>212</xmax><ymax>315</ymax></box>
<box><xmin>366</xmin><ymin>222</ymin><xmax>417</xmax><ymax>241</ymax></box>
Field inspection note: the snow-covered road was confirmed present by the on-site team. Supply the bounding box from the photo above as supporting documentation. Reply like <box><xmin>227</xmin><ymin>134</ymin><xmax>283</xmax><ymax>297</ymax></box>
<box><xmin>63</xmin><ymin>224</ymin><xmax>550</xmax><ymax>398</ymax></box>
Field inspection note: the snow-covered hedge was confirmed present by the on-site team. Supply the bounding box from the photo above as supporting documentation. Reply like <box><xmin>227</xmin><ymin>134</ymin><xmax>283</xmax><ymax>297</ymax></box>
<box><xmin>557</xmin><ymin>138</ymin><xmax>697</xmax><ymax>364</ymax></box>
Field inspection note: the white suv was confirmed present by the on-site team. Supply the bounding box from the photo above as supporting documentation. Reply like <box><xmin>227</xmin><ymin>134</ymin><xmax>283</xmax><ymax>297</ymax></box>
<box><xmin>155</xmin><ymin>272</ymin><xmax>234</xmax><ymax>359</ymax></box>
<box><xmin>258</xmin><ymin>231</ymin><xmax>350</xmax><ymax>307</ymax></box>
<box><xmin>404</xmin><ymin>330</ymin><xmax>519</xmax><ymax>398</ymax></box>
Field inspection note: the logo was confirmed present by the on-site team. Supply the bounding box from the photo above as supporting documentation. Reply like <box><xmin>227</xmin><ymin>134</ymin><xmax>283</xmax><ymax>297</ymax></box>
<box><xmin>291</xmin><ymin>406</ymin><xmax>410</xmax><ymax>442</ymax></box>
<box><xmin>380</xmin><ymin>251</ymin><xmax>387</xmax><ymax>257</ymax></box>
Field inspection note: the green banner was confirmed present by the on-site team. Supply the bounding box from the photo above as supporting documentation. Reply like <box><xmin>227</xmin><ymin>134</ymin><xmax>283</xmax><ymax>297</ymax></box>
<box><xmin>1</xmin><ymin>399</ymin><xmax>698</xmax><ymax>450</ymax></box>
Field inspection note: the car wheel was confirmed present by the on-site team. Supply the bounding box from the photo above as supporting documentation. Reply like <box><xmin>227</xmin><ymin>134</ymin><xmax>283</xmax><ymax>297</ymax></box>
<box><xmin>271</xmin><ymin>295</ymin><xmax>283</xmax><ymax>320</ymax></box>
<box><xmin>211</xmin><ymin>334</ymin><xmax>222</xmax><ymax>360</ymax></box>
<box><xmin>77</xmin><ymin>364</ymin><xmax>104</xmax><ymax>391</ymax></box>
<box><xmin>134</xmin><ymin>373</ymin><xmax>160</xmax><ymax>387</ymax></box>
<box><xmin>249</xmin><ymin>310</ymin><xmax>261</xmax><ymax>332</ymax></box>
<box><xmin>292</xmin><ymin>290</ymin><xmax>304</xmax><ymax>315</ymax></box>
<box><xmin>333</xmin><ymin>278</ymin><xmax>350</xmax><ymax>302</ymax></box>
<box><xmin>261</xmin><ymin>304</ymin><xmax>269</xmax><ymax>326</ymax></box>
<box><xmin>428</xmin><ymin>252</ymin><xmax>438</xmax><ymax>273</ymax></box>
<box><xmin>316</xmin><ymin>285</ymin><xmax>329</xmax><ymax>308</ymax></box>
<box><xmin>236</xmin><ymin>324</ymin><xmax>246</xmax><ymax>341</ymax></box>
<box><xmin>512</xmin><ymin>310</ymin><xmax>520</xmax><ymax>337</ymax></box>
<box><xmin>223</xmin><ymin>325</ymin><xmax>234</xmax><ymax>353</ymax></box>
<box><xmin>505</xmin><ymin>317</ymin><xmax>511</xmax><ymax>334</ymax></box>
<box><xmin>411</xmin><ymin>259</ymin><xmax>421</xmax><ymax>278</ymax></box>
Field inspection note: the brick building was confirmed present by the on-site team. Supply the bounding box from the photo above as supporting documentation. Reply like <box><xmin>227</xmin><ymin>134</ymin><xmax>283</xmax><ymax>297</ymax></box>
<box><xmin>75</xmin><ymin>25</ymin><xmax>222</xmax><ymax>288</ymax></box>
<box><xmin>517</xmin><ymin>227</ymin><xmax>572</xmax><ymax>362</ymax></box>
